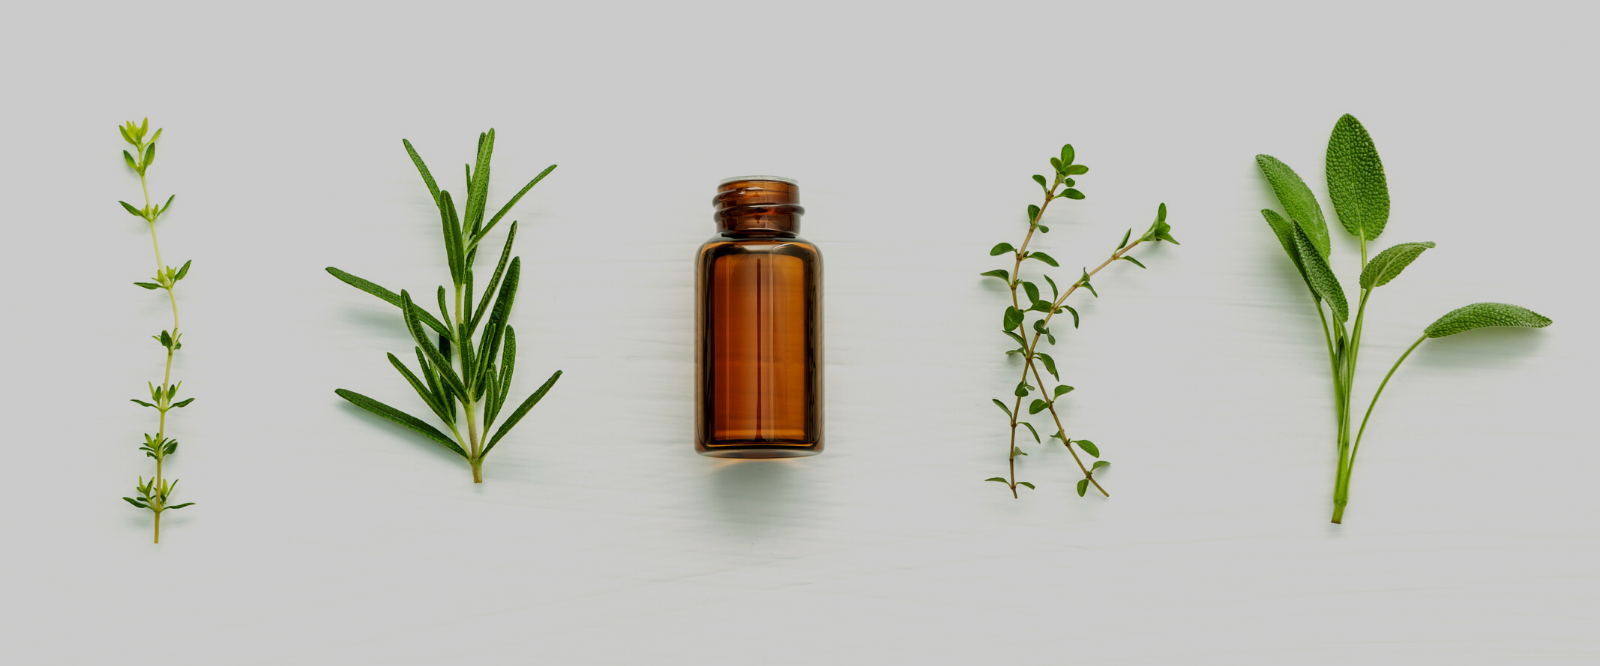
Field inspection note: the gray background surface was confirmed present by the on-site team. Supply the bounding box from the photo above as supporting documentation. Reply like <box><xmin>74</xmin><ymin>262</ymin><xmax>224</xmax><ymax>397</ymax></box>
<box><xmin>3</xmin><ymin>1</ymin><xmax>1596</xmax><ymax>663</ymax></box>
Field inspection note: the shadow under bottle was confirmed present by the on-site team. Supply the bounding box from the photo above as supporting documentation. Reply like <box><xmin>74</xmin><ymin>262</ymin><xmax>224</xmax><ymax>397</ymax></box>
<box><xmin>695</xmin><ymin>176</ymin><xmax>823</xmax><ymax>458</ymax></box>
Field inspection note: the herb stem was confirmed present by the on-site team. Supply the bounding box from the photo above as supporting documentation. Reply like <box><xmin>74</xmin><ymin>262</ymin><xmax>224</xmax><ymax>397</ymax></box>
<box><xmin>139</xmin><ymin>164</ymin><xmax>181</xmax><ymax>544</ymax></box>
<box><xmin>1350</xmin><ymin>335</ymin><xmax>1425</xmax><ymax>472</ymax></box>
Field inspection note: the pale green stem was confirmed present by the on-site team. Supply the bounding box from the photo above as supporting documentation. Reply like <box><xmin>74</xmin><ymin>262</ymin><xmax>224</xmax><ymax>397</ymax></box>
<box><xmin>1350</xmin><ymin>335</ymin><xmax>1426</xmax><ymax>470</ymax></box>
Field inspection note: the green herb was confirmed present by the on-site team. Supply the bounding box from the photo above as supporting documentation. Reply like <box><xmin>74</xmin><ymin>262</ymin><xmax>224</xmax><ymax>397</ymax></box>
<box><xmin>1257</xmin><ymin>114</ymin><xmax>1552</xmax><ymax>523</ymax></box>
<box><xmin>983</xmin><ymin>144</ymin><xmax>1178</xmax><ymax>497</ymax></box>
<box><xmin>329</xmin><ymin>130</ymin><xmax>562</xmax><ymax>483</ymax></box>
<box><xmin>117</xmin><ymin>119</ymin><xmax>195</xmax><ymax>542</ymax></box>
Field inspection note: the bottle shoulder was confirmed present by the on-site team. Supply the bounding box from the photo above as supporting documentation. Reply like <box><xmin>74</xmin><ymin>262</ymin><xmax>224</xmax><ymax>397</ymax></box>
<box><xmin>698</xmin><ymin>234</ymin><xmax>821</xmax><ymax>259</ymax></box>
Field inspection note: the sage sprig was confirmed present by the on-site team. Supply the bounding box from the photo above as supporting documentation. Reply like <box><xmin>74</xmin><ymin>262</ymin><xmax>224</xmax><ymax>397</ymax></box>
<box><xmin>117</xmin><ymin>119</ymin><xmax>195</xmax><ymax>542</ymax></box>
<box><xmin>329</xmin><ymin>130</ymin><xmax>562</xmax><ymax>483</ymax></box>
<box><xmin>1257</xmin><ymin>114</ymin><xmax>1552</xmax><ymax>523</ymax></box>
<box><xmin>982</xmin><ymin>144</ymin><xmax>1178</xmax><ymax>498</ymax></box>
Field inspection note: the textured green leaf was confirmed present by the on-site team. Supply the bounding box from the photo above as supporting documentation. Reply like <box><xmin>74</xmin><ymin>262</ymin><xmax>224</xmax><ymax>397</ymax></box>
<box><xmin>980</xmin><ymin>269</ymin><xmax>1010</xmax><ymax>283</ymax></box>
<box><xmin>1290</xmin><ymin>220</ymin><xmax>1348</xmax><ymax>321</ymax></box>
<box><xmin>334</xmin><ymin>389</ymin><xmax>467</xmax><ymax>458</ymax></box>
<box><xmin>1423</xmin><ymin>303</ymin><xmax>1552</xmax><ymax>338</ymax></box>
<box><xmin>471</xmin><ymin>221</ymin><xmax>518</xmax><ymax>331</ymax></box>
<box><xmin>402</xmin><ymin>139</ymin><xmax>441</xmax><ymax>204</ymax></box>
<box><xmin>325</xmin><ymin>267</ymin><xmax>450</xmax><ymax>336</ymax></box>
<box><xmin>1261</xmin><ymin>209</ymin><xmax>1315</xmax><ymax>298</ymax></box>
<box><xmin>1075</xmin><ymin>440</ymin><xmax>1100</xmax><ymax>458</ymax></box>
<box><xmin>1326</xmin><ymin>114</ymin><xmax>1390</xmax><ymax>240</ymax></box>
<box><xmin>1359</xmin><ymin>242</ymin><xmax>1434</xmax><ymax>289</ymax></box>
<box><xmin>482</xmin><ymin>370</ymin><xmax>562</xmax><ymax>456</ymax></box>
<box><xmin>1256</xmin><ymin>154</ymin><xmax>1330</xmax><ymax>258</ymax></box>
<box><xmin>1027</xmin><ymin>252</ymin><xmax>1059</xmax><ymax>267</ymax></box>
<box><xmin>990</xmin><ymin>242</ymin><xmax>1016</xmax><ymax>256</ymax></box>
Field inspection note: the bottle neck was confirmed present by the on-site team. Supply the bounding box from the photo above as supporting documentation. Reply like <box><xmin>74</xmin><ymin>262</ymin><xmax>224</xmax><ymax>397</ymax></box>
<box><xmin>714</xmin><ymin>177</ymin><xmax>803</xmax><ymax>236</ymax></box>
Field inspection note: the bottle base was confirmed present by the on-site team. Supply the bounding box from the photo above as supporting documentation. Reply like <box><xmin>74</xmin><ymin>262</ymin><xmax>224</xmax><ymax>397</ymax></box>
<box><xmin>698</xmin><ymin>447</ymin><xmax>820</xmax><ymax>459</ymax></box>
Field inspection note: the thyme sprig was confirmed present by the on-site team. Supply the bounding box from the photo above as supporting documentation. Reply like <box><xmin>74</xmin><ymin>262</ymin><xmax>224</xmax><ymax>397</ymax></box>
<box><xmin>329</xmin><ymin>130</ymin><xmax>562</xmax><ymax>483</ymax></box>
<box><xmin>1257</xmin><ymin>114</ymin><xmax>1552</xmax><ymax>523</ymax></box>
<box><xmin>117</xmin><ymin>119</ymin><xmax>195</xmax><ymax>542</ymax></box>
<box><xmin>983</xmin><ymin>145</ymin><xmax>1178</xmax><ymax>498</ymax></box>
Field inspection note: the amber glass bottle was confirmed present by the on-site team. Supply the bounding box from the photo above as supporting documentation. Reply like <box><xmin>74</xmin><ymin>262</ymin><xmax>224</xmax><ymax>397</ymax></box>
<box><xmin>695</xmin><ymin>176</ymin><xmax>823</xmax><ymax>457</ymax></box>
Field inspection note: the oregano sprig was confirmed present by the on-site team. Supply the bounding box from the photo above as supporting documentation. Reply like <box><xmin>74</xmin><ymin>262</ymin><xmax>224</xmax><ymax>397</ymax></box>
<box><xmin>1257</xmin><ymin>114</ymin><xmax>1552</xmax><ymax>523</ymax></box>
<box><xmin>329</xmin><ymin>130</ymin><xmax>562</xmax><ymax>483</ymax></box>
<box><xmin>117</xmin><ymin>119</ymin><xmax>195</xmax><ymax>542</ymax></box>
<box><xmin>982</xmin><ymin>144</ymin><xmax>1178</xmax><ymax>498</ymax></box>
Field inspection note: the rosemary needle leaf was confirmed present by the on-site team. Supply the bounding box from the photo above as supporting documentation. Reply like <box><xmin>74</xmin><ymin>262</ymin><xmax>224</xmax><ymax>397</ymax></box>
<box><xmin>335</xmin><ymin>388</ymin><xmax>467</xmax><ymax>459</ymax></box>
<box><xmin>402</xmin><ymin>138</ymin><xmax>441</xmax><ymax>204</ymax></box>
<box><xmin>482</xmin><ymin>370</ymin><xmax>563</xmax><ymax>457</ymax></box>
<box><xmin>482</xmin><ymin>165</ymin><xmax>556</xmax><ymax>242</ymax></box>
<box><xmin>325</xmin><ymin>267</ymin><xmax>451</xmax><ymax>336</ymax></box>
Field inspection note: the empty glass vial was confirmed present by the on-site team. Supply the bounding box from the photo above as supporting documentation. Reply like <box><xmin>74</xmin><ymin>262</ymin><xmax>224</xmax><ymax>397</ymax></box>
<box><xmin>695</xmin><ymin>176</ymin><xmax>823</xmax><ymax>457</ymax></box>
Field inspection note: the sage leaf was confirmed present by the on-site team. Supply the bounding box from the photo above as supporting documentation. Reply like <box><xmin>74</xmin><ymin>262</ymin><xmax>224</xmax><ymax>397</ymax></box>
<box><xmin>1423</xmin><ymin>303</ymin><xmax>1552</xmax><ymax>338</ymax></box>
<box><xmin>1261</xmin><ymin>209</ymin><xmax>1315</xmax><ymax>299</ymax></box>
<box><xmin>1290</xmin><ymin>220</ymin><xmax>1348</xmax><ymax>322</ymax></box>
<box><xmin>1256</xmin><ymin>154</ymin><xmax>1330</xmax><ymax>258</ymax></box>
<box><xmin>1359</xmin><ymin>242</ymin><xmax>1434</xmax><ymax>289</ymax></box>
<box><xmin>1325</xmin><ymin>114</ymin><xmax>1390</xmax><ymax>241</ymax></box>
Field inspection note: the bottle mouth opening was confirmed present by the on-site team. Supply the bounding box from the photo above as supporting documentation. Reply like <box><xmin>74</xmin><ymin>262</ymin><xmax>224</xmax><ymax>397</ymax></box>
<box><xmin>718</xmin><ymin>175</ymin><xmax>797</xmax><ymax>186</ymax></box>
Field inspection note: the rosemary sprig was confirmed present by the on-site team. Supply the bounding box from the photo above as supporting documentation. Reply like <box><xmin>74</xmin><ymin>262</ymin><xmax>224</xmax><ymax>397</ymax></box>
<box><xmin>117</xmin><ymin>119</ymin><xmax>195</xmax><ymax>542</ymax></box>
<box><xmin>983</xmin><ymin>144</ymin><xmax>1178</xmax><ymax>498</ymax></box>
<box><xmin>329</xmin><ymin>129</ymin><xmax>562</xmax><ymax>483</ymax></box>
<box><xmin>1257</xmin><ymin>114</ymin><xmax>1552</xmax><ymax>523</ymax></box>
